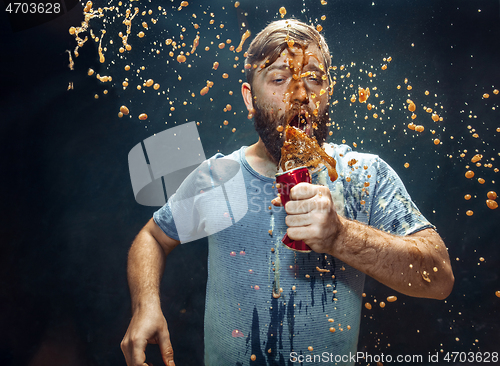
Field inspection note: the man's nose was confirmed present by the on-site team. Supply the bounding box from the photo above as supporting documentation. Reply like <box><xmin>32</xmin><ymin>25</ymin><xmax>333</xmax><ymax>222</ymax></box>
<box><xmin>289</xmin><ymin>78</ymin><xmax>309</xmax><ymax>105</ymax></box>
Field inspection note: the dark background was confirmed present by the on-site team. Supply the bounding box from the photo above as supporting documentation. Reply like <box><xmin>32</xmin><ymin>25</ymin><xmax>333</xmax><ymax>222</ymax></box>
<box><xmin>1</xmin><ymin>0</ymin><xmax>499</xmax><ymax>365</ymax></box>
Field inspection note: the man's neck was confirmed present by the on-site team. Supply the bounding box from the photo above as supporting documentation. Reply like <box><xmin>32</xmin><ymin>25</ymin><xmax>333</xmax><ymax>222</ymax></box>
<box><xmin>245</xmin><ymin>138</ymin><xmax>279</xmax><ymax>178</ymax></box>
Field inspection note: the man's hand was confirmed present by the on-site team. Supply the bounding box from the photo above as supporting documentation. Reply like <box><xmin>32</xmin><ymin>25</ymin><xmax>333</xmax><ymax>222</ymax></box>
<box><xmin>121</xmin><ymin>305</ymin><xmax>175</xmax><ymax>366</ymax></box>
<box><xmin>272</xmin><ymin>182</ymin><xmax>343</xmax><ymax>254</ymax></box>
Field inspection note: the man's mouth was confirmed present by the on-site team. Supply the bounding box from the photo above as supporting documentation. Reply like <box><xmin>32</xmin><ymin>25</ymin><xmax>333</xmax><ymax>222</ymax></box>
<box><xmin>287</xmin><ymin>111</ymin><xmax>310</xmax><ymax>133</ymax></box>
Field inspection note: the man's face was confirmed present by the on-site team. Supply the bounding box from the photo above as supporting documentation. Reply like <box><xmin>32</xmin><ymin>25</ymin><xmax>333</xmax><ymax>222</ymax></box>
<box><xmin>251</xmin><ymin>44</ymin><xmax>331</xmax><ymax>163</ymax></box>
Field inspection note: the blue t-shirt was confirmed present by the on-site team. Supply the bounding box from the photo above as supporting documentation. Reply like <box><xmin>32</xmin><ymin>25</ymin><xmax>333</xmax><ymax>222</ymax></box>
<box><xmin>154</xmin><ymin>144</ymin><xmax>433</xmax><ymax>366</ymax></box>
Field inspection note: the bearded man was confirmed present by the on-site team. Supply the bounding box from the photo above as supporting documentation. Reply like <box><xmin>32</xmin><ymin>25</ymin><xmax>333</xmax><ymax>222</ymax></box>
<box><xmin>121</xmin><ymin>19</ymin><xmax>454</xmax><ymax>366</ymax></box>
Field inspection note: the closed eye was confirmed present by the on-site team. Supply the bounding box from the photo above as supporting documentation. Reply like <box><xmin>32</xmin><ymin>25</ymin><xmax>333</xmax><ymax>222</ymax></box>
<box><xmin>306</xmin><ymin>73</ymin><xmax>324</xmax><ymax>85</ymax></box>
<box><xmin>269</xmin><ymin>73</ymin><xmax>289</xmax><ymax>84</ymax></box>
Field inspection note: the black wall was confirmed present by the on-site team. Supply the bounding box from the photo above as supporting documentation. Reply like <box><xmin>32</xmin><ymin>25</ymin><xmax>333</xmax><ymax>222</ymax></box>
<box><xmin>1</xmin><ymin>0</ymin><xmax>499</xmax><ymax>365</ymax></box>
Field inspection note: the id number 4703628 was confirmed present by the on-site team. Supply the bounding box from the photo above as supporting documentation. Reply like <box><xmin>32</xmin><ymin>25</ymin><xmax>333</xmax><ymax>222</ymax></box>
<box><xmin>443</xmin><ymin>352</ymin><xmax>498</xmax><ymax>363</ymax></box>
<box><xmin>5</xmin><ymin>2</ymin><xmax>61</xmax><ymax>14</ymax></box>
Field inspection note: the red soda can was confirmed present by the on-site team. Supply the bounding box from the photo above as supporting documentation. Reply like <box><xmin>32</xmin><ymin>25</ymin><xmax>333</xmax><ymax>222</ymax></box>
<box><xmin>275</xmin><ymin>166</ymin><xmax>312</xmax><ymax>253</ymax></box>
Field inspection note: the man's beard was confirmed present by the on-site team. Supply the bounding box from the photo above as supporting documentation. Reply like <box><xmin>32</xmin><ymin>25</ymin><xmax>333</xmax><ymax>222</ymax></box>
<box><xmin>253</xmin><ymin>101</ymin><xmax>330</xmax><ymax>164</ymax></box>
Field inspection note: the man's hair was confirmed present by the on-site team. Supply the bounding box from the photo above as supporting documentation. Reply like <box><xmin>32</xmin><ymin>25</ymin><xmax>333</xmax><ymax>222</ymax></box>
<box><xmin>244</xmin><ymin>19</ymin><xmax>332</xmax><ymax>87</ymax></box>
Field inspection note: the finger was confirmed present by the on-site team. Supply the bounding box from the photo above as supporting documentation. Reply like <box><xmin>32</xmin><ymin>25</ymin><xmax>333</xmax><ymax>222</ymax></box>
<box><xmin>285</xmin><ymin>198</ymin><xmax>317</xmax><ymax>215</ymax></box>
<box><xmin>287</xmin><ymin>225</ymin><xmax>310</xmax><ymax>241</ymax></box>
<box><xmin>285</xmin><ymin>212</ymin><xmax>311</xmax><ymax>227</ymax></box>
<box><xmin>121</xmin><ymin>332</ymin><xmax>147</xmax><ymax>366</ymax></box>
<box><xmin>271</xmin><ymin>196</ymin><xmax>282</xmax><ymax>207</ymax></box>
<box><xmin>289</xmin><ymin>182</ymin><xmax>316</xmax><ymax>200</ymax></box>
<box><xmin>130</xmin><ymin>337</ymin><xmax>148</xmax><ymax>366</ymax></box>
<box><xmin>158</xmin><ymin>327</ymin><xmax>175</xmax><ymax>366</ymax></box>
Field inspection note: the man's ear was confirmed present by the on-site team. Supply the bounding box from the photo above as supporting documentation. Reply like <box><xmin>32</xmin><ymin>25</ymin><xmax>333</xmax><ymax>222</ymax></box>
<box><xmin>241</xmin><ymin>82</ymin><xmax>254</xmax><ymax>112</ymax></box>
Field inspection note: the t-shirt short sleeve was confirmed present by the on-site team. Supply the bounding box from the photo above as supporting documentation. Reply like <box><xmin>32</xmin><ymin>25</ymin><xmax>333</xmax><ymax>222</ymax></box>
<box><xmin>152</xmin><ymin>150</ymin><xmax>246</xmax><ymax>244</ymax></box>
<box><xmin>368</xmin><ymin>157</ymin><xmax>434</xmax><ymax>236</ymax></box>
<box><xmin>153</xmin><ymin>201</ymin><xmax>180</xmax><ymax>241</ymax></box>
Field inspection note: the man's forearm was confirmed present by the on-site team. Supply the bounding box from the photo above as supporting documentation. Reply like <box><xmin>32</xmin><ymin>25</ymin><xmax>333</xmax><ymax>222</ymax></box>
<box><xmin>332</xmin><ymin>217</ymin><xmax>454</xmax><ymax>300</ymax></box>
<box><xmin>127</xmin><ymin>227</ymin><xmax>167</xmax><ymax>312</ymax></box>
<box><xmin>122</xmin><ymin>220</ymin><xmax>179</xmax><ymax>366</ymax></box>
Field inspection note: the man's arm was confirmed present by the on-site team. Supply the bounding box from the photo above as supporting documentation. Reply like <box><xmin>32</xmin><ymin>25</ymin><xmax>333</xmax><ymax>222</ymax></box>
<box><xmin>280</xmin><ymin>183</ymin><xmax>454</xmax><ymax>300</ymax></box>
<box><xmin>121</xmin><ymin>218</ymin><xmax>180</xmax><ymax>366</ymax></box>
<box><xmin>326</xmin><ymin>220</ymin><xmax>453</xmax><ymax>299</ymax></box>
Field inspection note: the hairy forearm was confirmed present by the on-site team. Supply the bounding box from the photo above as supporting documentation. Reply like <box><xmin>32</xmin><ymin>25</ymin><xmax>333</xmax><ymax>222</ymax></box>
<box><xmin>332</xmin><ymin>217</ymin><xmax>454</xmax><ymax>300</ymax></box>
<box><xmin>127</xmin><ymin>229</ymin><xmax>167</xmax><ymax>312</ymax></box>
